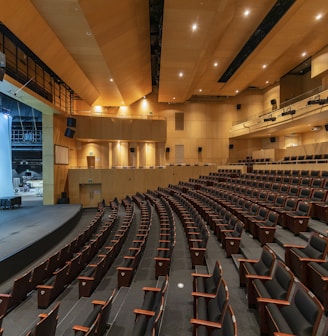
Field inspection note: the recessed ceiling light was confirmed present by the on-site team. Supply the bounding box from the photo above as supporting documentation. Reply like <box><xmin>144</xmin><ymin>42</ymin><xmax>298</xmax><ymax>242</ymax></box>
<box><xmin>109</xmin><ymin>78</ymin><xmax>114</xmax><ymax>82</ymax></box>
<box><xmin>173</xmin><ymin>97</ymin><xmax>176</xmax><ymax>100</ymax></box>
<box><xmin>265</xmin><ymin>80</ymin><xmax>269</xmax><ymax>84</ymax></box>
<box><xmin>262</xmin><ymin>64</ymin><xmax>267</xmax><ymax>69</ymax></box>
<box><xmin>315</xmin><ymin>13</ymin><xmax>323</xmax><ymax>20</ymax></box>
<box><xmin>235</xmin><ymin>90</ymin><xmax>239</xmax><ymax>93</ymax></box>
<box><xmin>199</xmin><ymin>89</ymin><xmax>202</xmax><ymax>92</ymax></box>
<box><xmin>178</xmin><ymin>72</ymin><xmax>184</xmax><ymax>77</ymax></box>
<box><xmin>301</xmin><ymin>52</ymin><xmax>307</xmax><ymax>57</ymax></box>
<box><xmin>86</xmin><ymin>31</ymin><xmax>92</xmax><ymax>36</ymax></box>
<box><xmin>192</xmin><ymin>23</ymin><xmax>198</xmax><ymax>31</ymax></box>
<box><xmin>213</xmin><ymin>62</ymin><xmax>218</xmax><ymax>67</ymax></box>
<box><xmin>244</xmin><ymin>9</ymin><xmax>250</xmax><ymax>16</ymax></box>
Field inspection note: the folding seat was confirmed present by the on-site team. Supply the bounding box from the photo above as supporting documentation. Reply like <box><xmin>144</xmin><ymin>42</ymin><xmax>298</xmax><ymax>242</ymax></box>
<box><xmin>296</xmin><ymin>187</ymin><xmax>312</xmax><ymax>201</ymax></box>
<box><xmin>286</xmin><ymin>185</ymin><xmax>300</xmax><ymax>198</ymax></box>
<box><xmin>272</xmin><ymin>197</ymin><xmax>298</xmax><ymax>228</ymax></box>
<box><xmin>284</xmin><ymin>201</ymin><xmax>312</xmax><ymax>234</ymax></box>
<box><xmin>307</xmin><ymin>260</ymin><xmax>328</xmax><ymax>313</ymax></box>
<box><xmin>300</xmin><ymin>169</ymin><xmax>309</xmax><ymax>176</ymax></box>
<box><xmin>298</xmin><ymin>155</ymin><xmax>305</xmax><ymax>162</ymax></box>
<box><xmin>221</xmin><ymin>220</ymin><xmax>244</xmax><ymax>257</ymax></box>
<box><xmin>238</xmin><ymin>246</ymin><xmax>276</xmax><ymax>288</ymax></box>
<box><xmin>253</xmin><ymin>210</ymin><xmax>279</xmax><ymax>246</ymax></box>
<box><xmin>257</xmin><ymin>281</ymin><xmax>323</xmax><ymax>336</ymax></box>
<box><xmin>310</xmin><ymin>170</ymin><xmax>320</xmax><ymax>177</ymax></box>
<box><xmin>192</xmin><ymin>260</ymin><xmax>222</xmax><ymax>294</ymax></box>
<box><xmin>310</xmin><ymin>177</ymin><xmax>324</xmax><ymax>189</ymax></box>
<box><xmin>312</xmin><ymin>191</ymin><xmax>328</xmax><ymax>223</ymax></box>
<box><xmin>291</xmin><ymin>169</ymin><xmax>299</xmax><ymax>175</ymax></box>
<box><xmin>25</xmin><ymin>301</ymin><xmax>60</xmax><ymax>336</ymax></box>
<box><xmin>281</xmin><ymin>176</ymin><xmax>291</xmax><ymax>185</ymax></box>
<box><xmin>257</xmin><ymin>192</ymin><xmax>276</xmax><ymax>208</ymax></box>
<box><xmin>246</xmin><ymin>260</ymin><xmax>295</xmax><ymax>309</ymax></box>
<box><xmin>284</xmin><ymin>232</ymin><xmax>328</xmax><ymax>285</ymax></box>
<box><xmin>290</xmin><ymin>176</ymin><xmax>300</xmax><ymax>185</ymax></box>
<box><xmin>191</xmin><ymin>278</ymin><xmax>229</xmax><ymax>335</ymax></box>
<box><xmin>215</xmin><ymin>215</ymin><xmax>238</xmax><ymax>242</ymax></box>
<box><xmin>239</xmin><ymin>203</ymin><xmax>260</xmax><ymax>232</ymax></box>
<box><xmin>246</xmin><ymin>207</ymin><xmax>269</xmax><ymax>236</ymax></box>
<box><xmin>190</xmin><ymin>304</ymin><xmax>237</xmax><ymax>336</ymax></box>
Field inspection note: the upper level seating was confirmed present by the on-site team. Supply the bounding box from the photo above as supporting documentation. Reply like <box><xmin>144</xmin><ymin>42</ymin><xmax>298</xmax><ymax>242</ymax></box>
<box><xmin>257</xmin><ymin>281</ymin><xmax>324</xmax><ymax>336</ymax></box>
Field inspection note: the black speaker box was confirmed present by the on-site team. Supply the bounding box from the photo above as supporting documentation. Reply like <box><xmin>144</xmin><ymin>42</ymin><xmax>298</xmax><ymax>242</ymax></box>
<box><xmin>271</xmin><ymin>99</ymin><xmax>277</xmax><ymax>105</ymax></box>
<box><xmin>198</xmin><ymin>147</ymin><xmax>202</xmax><ymax>152</ymax></box>
<box><xmin>270</xmin><ymin>137</ymin><xmax>276</xmax><ymax>143</ymax></box>
<box><xmin>325</xmin><ymin>124</ymin><xmax>328</xmax><ymax>131</ymax></box>
<box><xmin>236</xmin><ymin>104</ymin><xmax>241</xmax><ymax>110</ymax></box>
<box><xmin>64</xmin><ymin>128</ymin><xmax>75</xmax><ymax>138</ymax></box>
<box><xmin>130</xmin><ymin>147</ymin><xmax>135</xmax><ymax>153</ymax></box>
<box><xmin>67</xmin><ymin>117</ymin><xmax>76</xmax><ymax>127</ymax></box>
<box><xmin>229</xmin><ymin>144</ymin><xmax>234</xmax><ymax>149</ymax></box>
<box><xmin>165</xmin><ymin>147</ymin><xmax>170</xmax><ymax>153</ymax></box>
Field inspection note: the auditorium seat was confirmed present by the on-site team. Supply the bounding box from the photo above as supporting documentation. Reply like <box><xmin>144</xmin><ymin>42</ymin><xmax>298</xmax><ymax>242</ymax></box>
<box><xmin>220</xmin><ymin>220</ymin><xmax>244</xmax><ymax>257</ymax></box>
<box><xmin>284</xmin><ymin>232</ymin><xmax>328</xmax><ymax>285</ymax></box>
<box><xmin>25</xmin><ymin>301</ymin><xmax>60</xmax><ymax>336</ymax></box>
<box><xmin>257</xmin><ymin>281</ymin><xmax>323</xmax><ymax>336</ymax></box>
<box><xmin>246</xmin><ymin>260</ymin><xmax>295</xmax><ymax>309</ymax></box>
<box><xmin>72</xmin><ymin>290</ymin><xmax>116</xmax><ymax>336</ymax></box>
<box><xmin>190</xmin><ymin>303</ymin><xmax>237</xmax><ymax>336</ymax></box>
<box><xmin>239</xmin><ymin>246</ymin><xmax>276</xmax><ymax>288</ymax></box>
<box><xmin>284</xmin><ymin>201</ymin><xmax>312</xmax><ymax>234</ymax></box>
<box><xmin>253</xmin><ymin>210</ymin><xmax>279</xmax><ymax>246</ymax></box>
<box><xmin>192</xmin><ymin>260</ymin><xmax>223</xmax><ymax>295</ymax></box>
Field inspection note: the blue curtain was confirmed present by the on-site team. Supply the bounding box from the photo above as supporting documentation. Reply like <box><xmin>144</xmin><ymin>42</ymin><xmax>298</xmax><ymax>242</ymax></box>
<box><xmin>0</xmin><ymin>113</ymin><xmax>14</xmax><ymax>197</ymax></box>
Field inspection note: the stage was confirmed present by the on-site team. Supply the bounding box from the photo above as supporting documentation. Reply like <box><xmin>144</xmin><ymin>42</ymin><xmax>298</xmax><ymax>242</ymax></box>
<box><xmin>0</xmin><ymin>197</ymin><xmax>83</xmax><ymax>284</ymax></box>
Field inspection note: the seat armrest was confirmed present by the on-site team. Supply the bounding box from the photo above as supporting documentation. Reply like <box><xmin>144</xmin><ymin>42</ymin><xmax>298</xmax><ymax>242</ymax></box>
<box><xmin>133</xmin><ymin>309</ymin><xmax>155</xmax><ymax>317</ymax></box>
<box><xmin>191</xmin><ymin>273</ymin><xmax>211</xmax><ymax>278</ymax></box>
<box><xmin>190</xmin><ymin>318</ymin><xmax>222</xmax><ymax>329</ymax></box>
<box><xmin>191</xmin><ymin>291</ymin><xmax>216</xmax><ymax>299</ymax></box>
<box><xmin>257</xmin><ymin>297</ymin><xmax>290</xmax><ymax>306</ymax></box>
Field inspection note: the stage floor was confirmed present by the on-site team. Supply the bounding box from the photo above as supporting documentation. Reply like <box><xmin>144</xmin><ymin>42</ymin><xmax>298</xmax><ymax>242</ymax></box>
<box><xmin>0</xmin><ymin>197</ymin><xmax>83</xmax><ymax>286</ymax></box>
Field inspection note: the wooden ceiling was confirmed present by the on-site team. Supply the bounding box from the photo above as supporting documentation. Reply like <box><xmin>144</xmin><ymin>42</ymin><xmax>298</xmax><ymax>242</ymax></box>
<box><xmin>1</xmin><ymin>0</ymin><xmax>328</xmax><ymax>108</ymax></box>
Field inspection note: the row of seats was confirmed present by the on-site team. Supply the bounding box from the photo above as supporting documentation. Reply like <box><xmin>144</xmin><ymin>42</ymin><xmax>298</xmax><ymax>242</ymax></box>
<box><xmin>145</xmin><ymin>191</ymin><xmax>176</xmax><ymax>278</ymax></box>
<box><xmin>190</xmin><ymin>261</ymin><xmax>237</xmax><ymax>336</ymax></box>
<box><xmin>116</xmin><ymin>196</ymin><xmax>153</xmax><ymax>288</ymax></box>
<box><xmin>132</xmin><ymin>276</ymin><xmax>168</xmax><ymax>336</ymax></box>
<box><xmin>0</xmin><ymin>208</ymin><xmax>107</xmax><ymax>316</ymax></box>
<box><xmin>239</xmin><ymin>244</ymin><xmax>328</xmax><ymax>335</ymax></box>
<box><xmin>158</xmin><ymin>187</ymin><xmax>209</xmax><ymax>268</ymax></box>
<box><xmin>77</xmin><ymin>201</ymin><xmax>135</xmax><ymax>298</ymax></box>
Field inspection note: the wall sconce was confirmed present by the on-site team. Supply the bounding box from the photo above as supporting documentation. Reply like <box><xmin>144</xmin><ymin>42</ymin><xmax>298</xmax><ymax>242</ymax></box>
<box><xmin>263</xmin><ymin>117</ymin><xmax>276</xmax><ymax>122</ymax></box>
<box><xmin>281</xmin><ymin>108</ymin><xmax>296</xmax><ymax>116</ymax></box>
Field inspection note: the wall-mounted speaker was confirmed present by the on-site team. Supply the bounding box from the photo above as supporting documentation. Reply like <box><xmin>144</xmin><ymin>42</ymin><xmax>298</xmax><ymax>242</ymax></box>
<box><xmin>64</xmin><ymin>128</ymin><xmax>75</xmax><ymax>138</ymax></box>
<box><xmin>270</xmin><ymin>137</ymin><xmax>276</xmax><ymax>143</ymax></box>
<box><xmin>198</xmin><ymin>147</ymin><xmax>202</xmax><ymax>152</ymax></box>
<box><xmin>325</xmin><ymin>124</ymin><xmax>328</xmax><ymax>131</ymax></box>
<box><xmin>229</xmin><ymin>144</ymin><xmax>234</xmax><ymax>149</ymax></box>
<box><xmin>129</xmin><ymin>147</ymin><xmax>135</xmax><ymax>153</ymax></box>
<box><xmin>270</xmin><ymin>99</ymin><xmax>277</xmax><ymax>105</ymax></box>
<box><xmin>236</xmin><ymin>104</ymin><xmax>241</xmax><ymax>110</ymax></box>
<box><xmin>67</xmin><ymin>117</ymin><xmax>76</xmax><ymax>127</ymax></box>
<box><xmin>165</xmin><ymin>147</ymin><xmax>170</xmax><ymax>153</ymax></box>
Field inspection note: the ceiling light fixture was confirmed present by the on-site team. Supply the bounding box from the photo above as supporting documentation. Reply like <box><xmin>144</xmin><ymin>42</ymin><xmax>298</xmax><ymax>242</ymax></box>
<box><xmin>315</xmin><ymin>13</ymin><xmax>323</xmax><ymax>20</ymax></box>
<box><xmin>192</xmin><ymin>23</ymin><xmax>198</xmax><ymax>31</ymax></box>
<box><xmin>244</xmin><ymin>9</ymin><xmax>250</xmax><ymax>16</ymax></box>
<box><xmin>178</xmin><ymin>72</ymin><xmax>184</xmax><ymax>77</ymax></box>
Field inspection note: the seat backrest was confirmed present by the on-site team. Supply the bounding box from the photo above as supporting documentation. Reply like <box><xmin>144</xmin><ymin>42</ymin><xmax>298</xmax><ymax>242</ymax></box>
<box><xmin>283</xmin><ymin>282</ymin><xmax>324</xmax><ymax>336</ymax></box>
<box><xmin>295</xmin><ymin>201</ymin><xmax>310</xmax><ymax>215</ymax></box>
<box><xmin>254</xmin><ymin>247</ymin><xmax>276</xmax><ymax>275</ymax></box>
<box><xmin>284</xmin><ymin>198</ymin><xmax>297</xmax><ymax>211</ymax></box>
<box><xmin>34</xmin><ymin>301</ymin><xmax>60</xmax><ymax>336</ymax></box>
<box><xmin>265</xmin><ymin>261</ymin><xmax>294</xmax><ymax>300</ymax></box>
<box><xmin>208</xmin><ymin>278</ymin><xmax>229</xmax><ymax>324</ymax></box>
<box><xmin>265</xmin><ymin>211</ymin><xmax>278</xmax><ymax>227</ymax></box>
<box><xmin>302</xmin><ymin>233</ymin><xmax>328</xmax><ymax>259</ymax></box>
<box><xmin>97</xmin><ymin>290</ymin><xmax>116</xmax><ymax>336</ymax></box>
<box><xmin>212</xmin><ymin>304</ymin><xmax>237</xmax><ymax>336</ymax></box>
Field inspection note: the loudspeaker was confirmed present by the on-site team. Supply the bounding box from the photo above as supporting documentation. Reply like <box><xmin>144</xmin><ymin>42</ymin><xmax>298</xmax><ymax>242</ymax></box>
<box><xmin>64</xmin><ymin>128</ymin><xmax>75</xmax><ymax>138</ymax></box>
<box><xmin>0</xmin><ymin>52</ymin><xmax>6</xmax><ymax>81</ymax></box>
<box><xmin>236</xmin><ymin>104</ymin><xmax>241</xmax><ymax>110</ymax></box>
<box><xmin>165</xmin><ymin>147</ymin><xmax>170</xmax><ymax>153</ymax></box>
<box><xmin>198</xmin><ymin>147</ymin><xmax>202</xmax><ymax>152</ymax></box>
<box><xmin>67</xmin><ymin>117</ymin><xmax>76</xmax><ymax>127</ymax></box>
<box><xmin>229</xmin><ymin>144</ymin><xmax>234</xmax><ymax>149</ymax></box>
<box><xmin>129</xmin><ymin>147</ymin><xmax>135</xmax><ymax>153</ymax></box>
<box><xmin>325</xmin><ymin>124</ymin><xmax>328</xmax><ymax>131</ymax></box>
<box><xmin>270</xmin><ymin>99</ymin><xmax>277</xmax><ymax>105</ymax></box>
<box><xmin>270</xmin><ymin>137</ymin><xmax>276</xmax><ymax>143</ymax></box>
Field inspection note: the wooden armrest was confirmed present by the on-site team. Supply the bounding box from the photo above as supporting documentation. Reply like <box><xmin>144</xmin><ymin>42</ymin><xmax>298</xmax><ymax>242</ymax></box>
<box><xmin>78</xmin><ymin>276</ymin><xmax>94</xmax><ymax>281</ymax></box>
<box><xmin>191</xmin><ymin>273</ymin><xmax>211</xmax><ymax>278</ymax></box>
<box><xmin>91</xmin><ymin>299</ymin><xmax>106</xmax><ymax>305</ymax></box>
<box><xmin>191</xmin><ymin>291</ymin><xmax>216</xmax><ymax>299</ymax></box>
<box><xmin>257</xmin><ymin>297</ymin><xmax>290</xmax><ymax>305</ymax></box>
<box><xmin>246</xmin><ymin>274</ymin><xmax>271</xmax><ymax>280</ymax></box>
<box><xmin>133</xmin><ymin>309</ymin><xmax>155</xmax><ymax>317</ymax></box>
<box><xmin>72</xmin><ymin>325</ymin><xmax>89</xmax><ymax>333</ymax></box>
<box><xmin>238</xmin><ymin>258</ymin><xmax>257</xmax><ymax>263</ymax></box>
<box><xmin>274</xmin><ymin>333</ymin><xmax>295</xmax><ymax>336</ymax></box>
<box><xmin>299</xmin><ymin>258</ymin><xmax>326</xmax><ymax>262</ymax></box>
<box><xmin>37</xmin><ymin>285</ymin><xmax>53</xmax><ymax>290</ymax></box>
<box><xmin>117</xmin><ymin>266</ymin><xmax>133</xmax><ymax>271</ymax></box>
<box><xmin>283</xmin><ymin>244</ymin><xmax>305</xmax><ymax>249</ymax></box>
<box><xmin>142</xmin><ymin>287</ymin><xmax>161</xmax><ymax>292</ymax></box>
<box><xmin>190</xmin><ymin>318</ymin><xmax>222</xmax><ymax>329</ymax></box>
<box><xmin>38</xmin><ymin>313</ymin><xmax>48</xmax><ymax>319</ymax></box>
